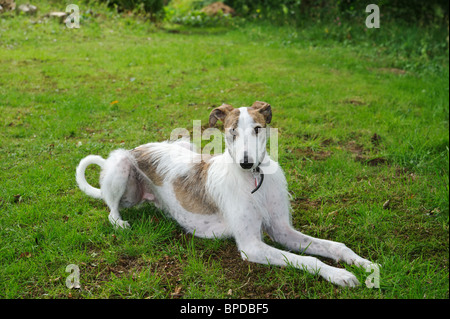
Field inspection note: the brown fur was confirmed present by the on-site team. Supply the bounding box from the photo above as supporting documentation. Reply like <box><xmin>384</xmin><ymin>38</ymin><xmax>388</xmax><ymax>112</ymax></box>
<box><xmin>131</xmin><ymin>146</ymin><xmax>165</xmax><ymax>186</ymax></box>
<box><xmin>223</xmin><ymin>109</ymin><xmax>240</xmax><ymax>129</ymax></box>
<box><xmin>247</xmin><ymin>108</ymin><xmax>267</xmax><ymax>127</ymax></box>
<box><xmin>249</xmin><ymin>101</ymin><xmax>272</xmax><ymax>125</ymax></box>
<box><xmin>209</xmin><ymin>101</ymin><xmax>271</xmax><ymax>130</ymax></box>
<box><xmin>173</xmin><ymin>159</ymin><xmax>218</xmax><ymax>215</ymax></box>
<box><xmin>209</xmin><ymin>103</ymin><xmax>236</xmax><ymax>128</ymax></box>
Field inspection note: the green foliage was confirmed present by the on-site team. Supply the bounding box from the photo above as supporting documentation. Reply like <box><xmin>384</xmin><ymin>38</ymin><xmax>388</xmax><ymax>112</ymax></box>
<box><xmin>166</xmin><ymin>0</ymin><xmax>448</xmax><ymax>66</ymax></box>
<box><xmin>100</xmin><ymin>0</ymin><xmax>165</xmax><ymax>17</ymax></box>
<box><xmin>225</xmin><ymin>0</ymin><xmax>449</xmax><ymax>25</ymax></box>
<box><xmin>165</xmin><ymin>7</ymin><xmax>233</xmax><ymax>27</ymax></box>
<box><xmin>335</xmin><ymin>0</ymin><xmax>449</xmax><ymax>24</ymax></box>
<box><xmin>164</xmin><ymin>0</ymin><xmax>238</xmax><ymax>27</ymax></box>
<box><xmin>225</xmin><ymin>0</ymin><xmax>303</xmax><ymax>23</ymax></box>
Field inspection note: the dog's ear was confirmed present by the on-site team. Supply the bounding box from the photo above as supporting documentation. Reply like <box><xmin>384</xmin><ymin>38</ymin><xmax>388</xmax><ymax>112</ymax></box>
<box><xmin>251</xmin><ymin>101</ymin><xmax>272</xmax><ymax>124</ymax></box>
<box><xmin>209</xmin><ymin>103</ymin><xmax>234</xmax><ymax>127</ymax></box>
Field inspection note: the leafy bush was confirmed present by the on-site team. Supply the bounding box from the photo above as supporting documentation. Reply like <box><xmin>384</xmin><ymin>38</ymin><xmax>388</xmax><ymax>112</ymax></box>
<box><xmin>100</xmin><ymin>0</ymin><xmax>165</xmax><ymax>18</ymax></box>
<box><xmin>224</xmin><ymin>0</ymin><xmax>303</xmax><ymax>24</ymax></box>
<box><xmin>166</xmin><ymin>9</ymin><xmax>233</xmax><ymax>27</ymax></box>
<box><xmin>164</xmin><ymin>0</ymin><xmax>237</xmax><ymax>27</ymax></box>
<box><xmin>335</xmin><ymin>0</ymin><xmax>448</xmax><ymax>24</ymax></box>
<box><xmin>224</xmin><ymin>0</ymin><xmax>449</xmax><ymax>25</ymax></box>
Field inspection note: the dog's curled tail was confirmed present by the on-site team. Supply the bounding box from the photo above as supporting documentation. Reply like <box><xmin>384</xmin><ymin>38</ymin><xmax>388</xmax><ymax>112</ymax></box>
<box><xmin>76</xmin><ymin>155</ymin><xmax>105</xmax><ymax>199</ymax></box>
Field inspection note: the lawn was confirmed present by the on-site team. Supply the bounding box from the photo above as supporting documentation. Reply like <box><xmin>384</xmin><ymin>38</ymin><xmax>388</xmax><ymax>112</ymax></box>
<box><xmin>0</xmin><ymin>1</ymin><xmax>448</xmax><ymax>299</ymax></box>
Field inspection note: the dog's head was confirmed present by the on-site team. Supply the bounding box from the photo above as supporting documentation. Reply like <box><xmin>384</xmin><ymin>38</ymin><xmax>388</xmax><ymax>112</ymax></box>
<box><xmin>209</xmin><ymin>101</ymin><xmax>272</xmax><ymax>170</ymax></box>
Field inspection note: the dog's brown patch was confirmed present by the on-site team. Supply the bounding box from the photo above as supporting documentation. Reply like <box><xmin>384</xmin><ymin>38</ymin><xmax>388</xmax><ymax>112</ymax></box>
<box><xmin>173</xmin><ymin>159</ymin><xmax>218</xmax><ymax>215</ymax></box>
<box><xmin>131</xmin><ymin>146</ymin><xmax>165</xmax><ymax>186</ymax></box>
<box><xmin>247</xmin><ymin>108</ymin><xmax>267</xmax><ymax>127</ymax></box>
<box><xmin>248</xmin><ymin>101</ymin><xmax>272</xmax><ymax>125</ymax></box>
<box><xmin>209</xmin><ymin>104</ymin><xmax>235</xmax><ymax>128</ymax></box>
<box><xmin>223</xmin><ymin>109</ymin><xmax>240</xmax><ymax>129</ymax></box>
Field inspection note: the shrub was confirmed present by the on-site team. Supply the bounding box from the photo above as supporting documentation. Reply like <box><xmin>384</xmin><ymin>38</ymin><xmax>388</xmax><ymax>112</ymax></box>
<box><xmin>224</xmin><ymin>0</ymin><xmax>449</xmax><ymax>25</ymax></box>
<box><xmin>100</xmin><ymin>0</ymin><xmax>165</xmax><ymax>18</ymax></box>
<box><xmin>167</xmin><ymin>9</ymin><xmax>234</xmax><ymax>27</ymax></box>
<box><xmin>224</xmin><ymin>0</ymin><xmax>303</xmax><ymax>25</ymax></box>
<box><xmin>164</xmin><ymin>0</ymin><xmax>237</xmax><ymax>27</ymax></box>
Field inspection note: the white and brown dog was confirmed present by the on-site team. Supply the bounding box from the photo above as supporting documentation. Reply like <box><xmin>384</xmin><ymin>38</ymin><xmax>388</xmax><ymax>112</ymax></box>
<box><xmin>76</xmin><ymin>101</ymin><xmax>376</xmax><ymax>287</ymax></box>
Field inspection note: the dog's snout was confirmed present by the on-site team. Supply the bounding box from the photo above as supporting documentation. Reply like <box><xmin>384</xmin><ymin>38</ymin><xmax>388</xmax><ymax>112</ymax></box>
<box><xmin>240</xmin><ymin>152</ymin><xmax>254</xmax><ymax>169</ymax></box>
<box><xmin>240</xmin><ymin>162</ymin><xmax>254</xmax><ymax>169</ymax></box>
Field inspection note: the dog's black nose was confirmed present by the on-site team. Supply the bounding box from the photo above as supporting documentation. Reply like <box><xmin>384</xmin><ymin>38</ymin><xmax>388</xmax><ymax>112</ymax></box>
<box><xmin>240</xmin><ymin>152</ymin><xmax>254</xmax><ymax>169</ymax></box>
<box><xmin>240</xmin><ymin>162</ymin><xmax>254</xmax><ymax>169</ymax></box>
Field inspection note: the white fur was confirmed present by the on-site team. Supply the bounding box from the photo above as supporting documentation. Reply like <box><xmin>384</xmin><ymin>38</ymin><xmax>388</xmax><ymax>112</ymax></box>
<box><xmin>75</xmin><ymin>107</ymin><xmax>377</xmax><ymax>287</ymax></box>
<box><xmin>76</xmin><ymin>155</ymin><xmax>105</xmax><ymax>199</ymax></box>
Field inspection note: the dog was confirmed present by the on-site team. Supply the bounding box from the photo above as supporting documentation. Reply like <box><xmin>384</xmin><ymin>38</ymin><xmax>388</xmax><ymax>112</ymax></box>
<box><xmin>76</xmin><ymin>101</ymin><xmax>376</xmax><ymax>287</ymax></box>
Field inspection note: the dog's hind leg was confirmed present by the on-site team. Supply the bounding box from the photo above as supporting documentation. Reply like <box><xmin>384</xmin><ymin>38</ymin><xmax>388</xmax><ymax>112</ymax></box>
<box><xmin>100</xmin><ymin>150</ymin><xmax>134</xmax><ymax>229</ymax></box>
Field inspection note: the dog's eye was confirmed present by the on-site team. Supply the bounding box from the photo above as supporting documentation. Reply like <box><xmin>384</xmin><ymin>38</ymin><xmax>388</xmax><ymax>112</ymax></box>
<box><xmin>254</xmin><ymin>126</ymin><xmax>262</xmax><ymax>135</ymax></box>
<box><xmin>230</xmin><ymin>128</ymin><xmax>237</xmax><ymax>141</ymax></box>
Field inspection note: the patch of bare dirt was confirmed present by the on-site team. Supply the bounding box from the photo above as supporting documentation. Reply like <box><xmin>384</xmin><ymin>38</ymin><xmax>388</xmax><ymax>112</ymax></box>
<box><xmin>370</xmin><ymin>133</ymin><xmax>382</xmax><ymax>146</ymax></box>
<box><xmin>342</xmin><ymin>139</ymin><xmax>387</xmax><ymax>166</ymax></box>
<box><xmin>76</xmin><ymin>251</ymin><xmax>184</xmax><ymax>298</ymax></box>
<box><xmin>343</xmin><ymin>98</ymin><xmax>366</xmax><ymax>106</ymax></box>
<box><xmin>291</xmin><ymin>197</ymin><xmax>322</xmax><ymax>211</ymax></box>
<box><xmin>293</xmin><ymin>148</ymin><xmax>332</xmax><ymax>161</ymax></box>
<box><xmin>320</xmin><ymin>138</ymin><xmax>334</xmax><ymax>146</ymax></box>
<box><xmin>211</xmin><ymin>244</ymin><xmax>303</xmax><ymax>298</ymax></box>
<box><xmin>364</xmin><ymin>157</ymin><xmax>387</xmax><ymax>166</ymax></box>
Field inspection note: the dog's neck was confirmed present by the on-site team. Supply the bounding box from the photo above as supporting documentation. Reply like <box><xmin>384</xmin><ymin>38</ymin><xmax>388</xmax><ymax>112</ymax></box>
<box><xmin>220</xmin><ymin>149</ymin><xmax>265</xmax><ymax>194</ymax></box>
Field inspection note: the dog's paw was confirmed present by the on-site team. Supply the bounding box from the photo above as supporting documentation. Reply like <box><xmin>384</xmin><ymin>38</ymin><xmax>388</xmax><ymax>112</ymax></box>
<box><xmin>109</xmin><ymin>216</ymin><xmax>131</xmax><ymax>229</ymax></box>
<box><xmin>353</xmin><ymin>258</ymin><xmax>381</xmax><ymax>272</ymax></box>
<box><xmin>115</xmin><ymin>220</ymin><xmax>130</xmax><ymax>229</ymax></box>
<box><xmin>325</xmin><ymin>268</ymin><xmax>360</xmax><ymax>288</ymax></box>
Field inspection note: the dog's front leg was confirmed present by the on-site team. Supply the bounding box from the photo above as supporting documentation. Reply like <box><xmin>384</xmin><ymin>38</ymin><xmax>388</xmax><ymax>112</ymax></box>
<box><xmin>227</xmin><ymin>207</ymin><xmax>360</xmax><ymax>287</ymax></box>
<box><xmin>239</xmin><ymin>238</ymin><xmax>360</xmax><ymax>287</ymax></box>
<box><xmin>266</xmin><ymin>218</ymin><xmax>374</xmax><ymax>269</ymax></box>
<box><xmin>263</xmin><ymin>171</ymin><xmax>376</xmax><ymax>270</ymax></box>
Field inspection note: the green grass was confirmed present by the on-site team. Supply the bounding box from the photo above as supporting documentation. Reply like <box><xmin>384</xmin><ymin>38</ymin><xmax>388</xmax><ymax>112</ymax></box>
<box><xmin>0</xmin><ymin>1</ymin><xmax>448</xmax><ymax>299</ymax></box>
